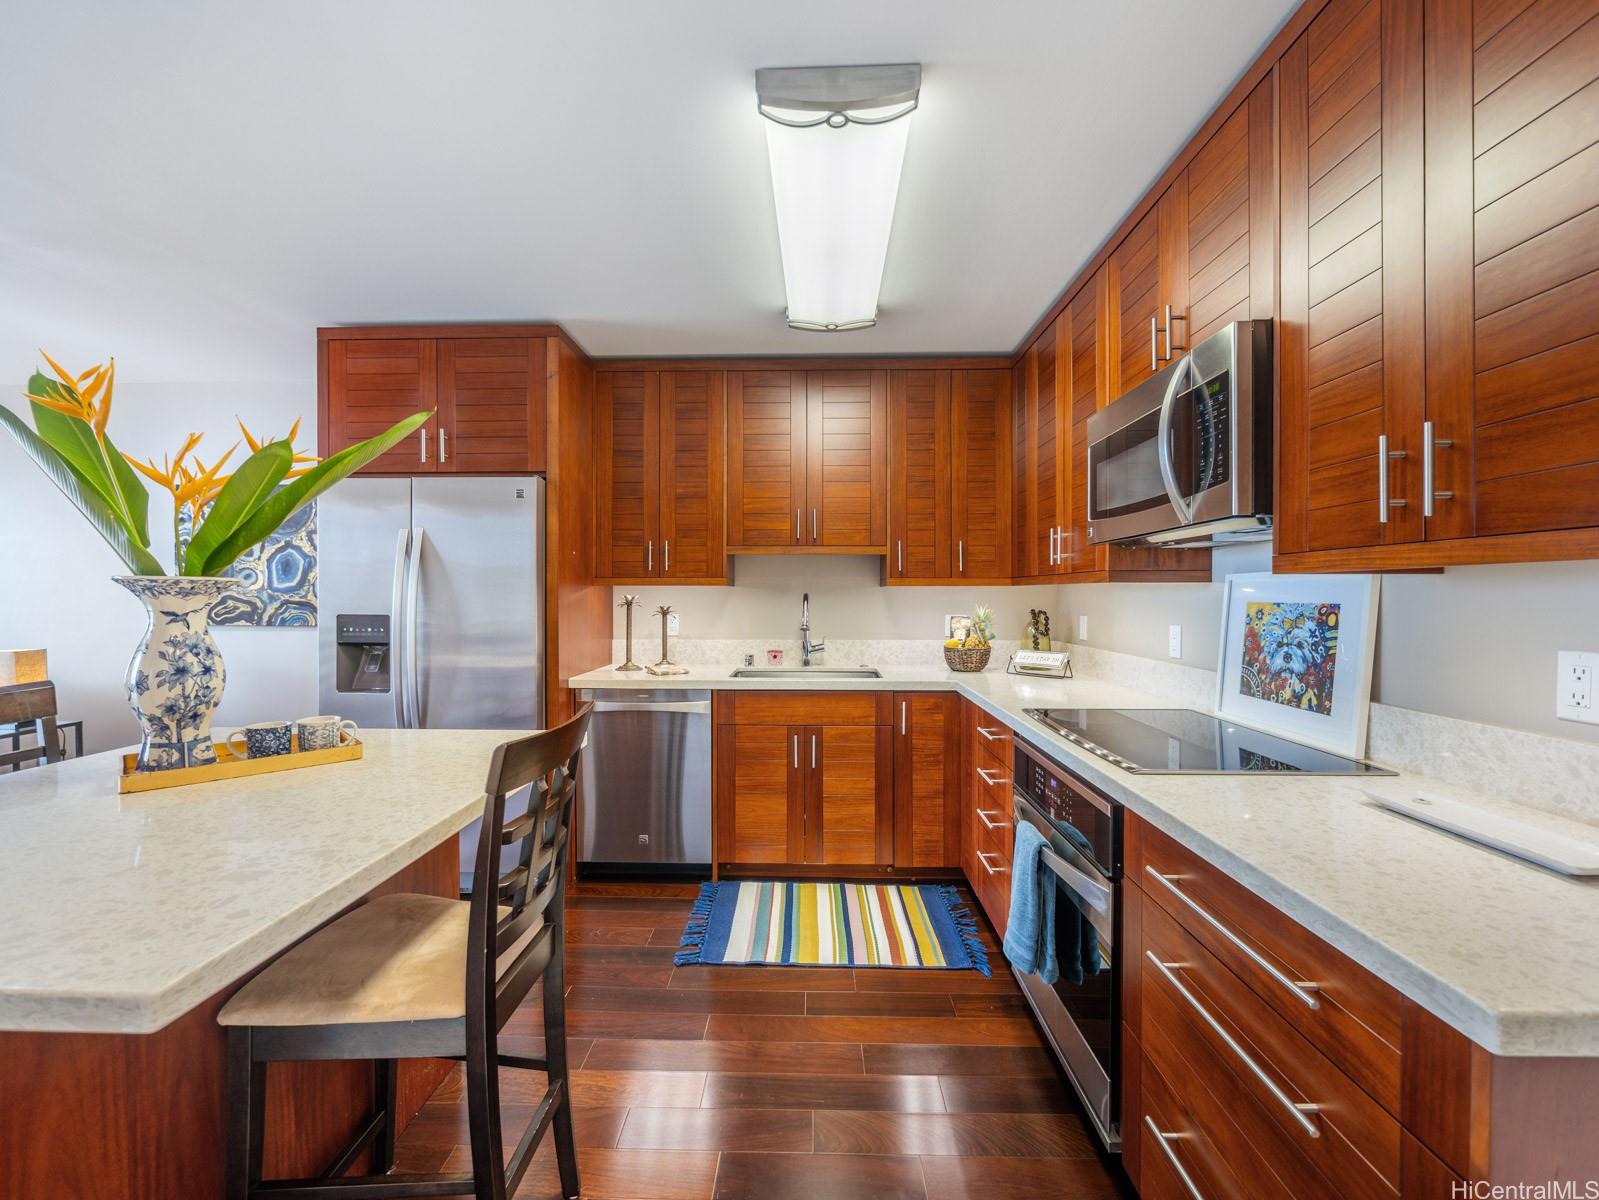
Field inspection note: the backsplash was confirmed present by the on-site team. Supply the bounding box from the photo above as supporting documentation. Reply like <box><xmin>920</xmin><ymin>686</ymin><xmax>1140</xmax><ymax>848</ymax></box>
<box><xmin>608</xmin><ymin>637</ymin><xmax>1027</xmax><ymax>669</ymax></box>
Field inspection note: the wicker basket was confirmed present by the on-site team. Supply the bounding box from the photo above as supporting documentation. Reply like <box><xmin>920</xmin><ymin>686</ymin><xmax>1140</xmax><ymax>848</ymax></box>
<box><xmin>944</xmin><ymin>644</ymin><xmax>992</xmax><ymax>672</ymax></box>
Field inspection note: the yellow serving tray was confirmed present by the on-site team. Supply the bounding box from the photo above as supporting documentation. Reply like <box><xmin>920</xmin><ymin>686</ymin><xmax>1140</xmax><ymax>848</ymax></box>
<box><xmin>118</xmin><ymin>733</ymin><xmax>363</xmax><ymax>793</ymax></box>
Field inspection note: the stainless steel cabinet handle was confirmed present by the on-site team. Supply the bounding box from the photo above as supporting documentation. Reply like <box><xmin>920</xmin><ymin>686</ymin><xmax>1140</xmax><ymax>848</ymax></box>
<box><xmin>958</xmin><ymin>540</ymin><xmax>964</xmax><ymax>572</ymax></box>
<box><xmin>418</xmin><ymin>427</ymin><xmax>427</xmax><ymax>464</ymax></box>
<box><xmin>1422</xmin><ymin>421</ymin><xmax>1454</xmax><ymax>518</ymax></box>
<box><xmin>811</xmin><ymin>733</ymin><xmax>816</xmax><ymax>769</ymax></box>
<box><xmin>663</xmin><ymin>540</ymin><xmax>670</xmax><ymax>573</ymax></box>
<box><xmin>976</xmin><ymin>766</ymin><xmax>1008</xmax><ymax>786</ymax></box>
<box><xmin>976</xmin><ymin>850</ymin><xmax>1008</xmax><ymax>876</ymax></box>
<box><xmin>976</xmin><ymin>725</ymin><xmax>1008</xmax><ymax>742</ymax></box>
<box><xmin>1057</xmin><ymin>526</ymin><xmax>1067</xmax><ymax>568</ymax></box>
<box><xmin>897</xmin><ymin>540</ymin><xmax>903</xmax><ymax>574</ymax></box>
<box><xmin>976</xmin><ymin>808</ymin><xmax>1006</xmax><ymax>831</ymax></box>
<box><xmin>1146</xmin><ymin>952</ymin><xmax>1321</xmax><ymax>1138</ymax></box>
<box><xmin>438</xmin><ymin>427</ymin><xmax>447</xmax><ymax>464</ymax></box>
<box><xmin>812</xmin><ymin>507</ymin><xmax>818</xmax><ymax>541</ymax></box>
<box><xmin>647</xmin><ymin>540</ymin><xmax>653</xmax><ymax>572</ymax></box>
<box><xmin>1378</xmin><ymin>435</ymin><xmax>1408</xmax><ymax>523</ymax></box>
<box><xmin>1143</xmin><ymin>1117</ymin><xmax>1206</xmax><ymax>1200</ymax></box>
<box><xmin>1163</xmin><ymin>303</ymin><xmax>1175</xmax><ymax>362</ymax></box>
<box><xmin>793</xmin><ymin>734</ymin><xmax>798</xmax><ymax>770</ymax></box>
<box><xmin>901</xmin><ymin>701</ymin><xmax>907</xmax><ymax>736</ymax></box>
<box><xmin>795</xmin><ymin>508</ymin><xmax>801</xmax><ymax>542</ymax></box>
<box><xmin>1144</xmin><ymin>867</ymin><xmax>1320</xmax><ymax>1008</ymax></box>
<box><xmin>1151</xmin><ymin>314</ymin><xmax>1160</xmax><ymax>373</ymax></box>
<box><xmin>1047</xmin><ymin>526</ymin><xmax>1057</xmax><ymax>566</ymax></box>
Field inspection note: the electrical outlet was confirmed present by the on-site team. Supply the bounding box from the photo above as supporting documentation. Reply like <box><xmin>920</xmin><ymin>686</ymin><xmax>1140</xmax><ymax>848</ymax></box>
<box><xmin>667</xmin><ymin>612</ymin><xmax>680</xmax><ymax>636</ymax></box>
<box><xmin>1078</xmin><ymin>615</ymin><xmax>1089</xmax><ymax>641</ymax></box>
<box><xmin>1168</xmin><ymin>624</ymin><xmax>1183</xmax><ymax>659</ymax></box>
<box><xmin>1557</xmin><ymin>651</ymin><xmax>1598</xmax><ymax>724</ymax></box>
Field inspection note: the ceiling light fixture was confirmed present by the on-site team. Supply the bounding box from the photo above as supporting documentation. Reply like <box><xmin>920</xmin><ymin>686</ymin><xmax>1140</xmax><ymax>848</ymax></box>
<box><xmin>756</xmin><ymin>63</ymin><xmax>921</xmax><ymax>332</ymax></box>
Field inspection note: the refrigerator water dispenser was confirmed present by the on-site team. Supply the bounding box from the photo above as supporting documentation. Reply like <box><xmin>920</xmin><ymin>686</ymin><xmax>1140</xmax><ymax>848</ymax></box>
<box><xmin>335</xmin><ymin>614</ymin><xmax>390</xmax><ymax>693</ymax></box>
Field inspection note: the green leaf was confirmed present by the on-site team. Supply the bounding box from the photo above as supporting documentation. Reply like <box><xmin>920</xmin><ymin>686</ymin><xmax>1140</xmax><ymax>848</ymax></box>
<box><xmin>198</xmin><ymin>411</ymin><xmax>430</xmax><ymax>576</ymax></box>
<box><xmin>0</xmin><ymin>404</ymin><xmax>165</xmax><ymax>576</ymax></box>
<box><xmin>183</xmin><ymin>440</ymin><xmax>293</xmax><ymax>576</ymax></box>
<box><xmin>26</xmin><ymin>374</ymin><xmax>150</xmax><ymax>547</ymax></box>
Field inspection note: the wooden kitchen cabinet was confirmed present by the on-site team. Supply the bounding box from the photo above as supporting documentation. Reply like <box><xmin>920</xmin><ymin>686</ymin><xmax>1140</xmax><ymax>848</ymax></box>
<box><xmin>1109</xmin><ymin>185</ymin><xmax>1189</xmax><ymax>399</ymax></box>
<box><xmin>887</xmin><ymin>369</ymin><xmax>1011</xmax><ymax>582</ymax></box>
<box><xmin>319</xmin><ymin>327</ymin><xmax>549</xmax><ymax>476</ymax></box>
<box><xmin>714</xmin><ymin>693</ymin><xmax>892</xmax><ymax>872</ymax></box>
<box><xmin>595</xmin><ymin>369</ymin><xmax>727</xmax><ymax>583</ymax></box>
<box><xmin>726</xmin><ymin>369</ymin><xmax>887</xmax><ymax>552</ymax></box>
<box><xmin>892</xmin><ymin>693</ymin><xmax>961</xmax><ymax>869</ymax></box>
<box><xmin>1020</xmin><ymin>319</ymin><xmax>1068</xmax><ymax>577</ymax></box>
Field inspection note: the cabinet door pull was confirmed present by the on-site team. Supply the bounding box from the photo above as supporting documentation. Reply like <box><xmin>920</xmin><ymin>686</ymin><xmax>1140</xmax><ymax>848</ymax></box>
<box><xmin>1146</xmin><ymin>952</ymin><xmax>1321</xmax><ymax>1138</ymax></box>
<box><xmin>646</xmin><ymin>540</ymin><xmax>653</xmax><ymax>573</ymax></box>
<box><xmin>419</xmin><ymin>427</ymin><xmax>428</xmax><ymax>464</ymax></box>
<box><xmin>811</xmin><ymin>733</ymin><xmax>817</xmax><ymax>769</ymax></box>
<box><xmin>792</xmin><ymin>734</ymin><xmax>798</xmax><ymax>770</ymax></box>
<box><xmin>958</xmin><ymin>539</ymin><xmax>964</xmax><ymax>572</ymax></box>
<box><xmin>976</xmin><ymin>808</ymin><xmax>1006</xmax><ymax>831</ymax></box>
<box><xmin>976</xmin><ymin>850</ymin><xmax>1008</xmax><ymax>876</ymax></box>
<box><xmin>976</xmin><ymin>725</ymin><xmax>1008</xmax><ymax>742</ymax></box>
<box><xmin>1151</xmin><ymin>314</ymin><xmax>1160</xmax><ymax>373</ymax></box>
<box><xmin>1143</xmin><ymin>866</ymin><xmax>1321</xmax><ymax>1008</ymax></box>
<box><xmin>897</xmin><ymin>540</ymin><xmax>903</xmax><ymax>574</ymax></box>
<box><xmin>438</xmin><ymin>427</ymin><xmax>447</xmax><ymax>464</ymax></box>
<box><xmin>901</xmin><ymin>701</ymin><xmax>907</xmax><ymax>736</ymax></box>
<box><xmin>663</xmin><ymin>540</ymin><xmax>670</xmax><ymax>573</ymax></box>
<box><xmin>1378</xmin><ymin>435</ymin><xmax>1408</xmax><ymax>524</ymax></box>
<box><xmin>976</xmin><ymin>766</ymin><xmax>1008</xmax><ymax>786</ymax></box>
<box><xmin>1143</xmin><ymin>1117</ymin><xmax>1206</xmax><ymax>1200</ymax></box>
<box><xmin>1422</xmin><ymin>421</ymin><xmax>1454</xmax><ymax>518</ymax></box>
<box><xmin>812</xmin><ymin>507</ymin><xmax>818</xmax><ymax>542</ymax></box>
<box><xmin>796</xmin><ymin>508</ymin><xmax>801</xmax><ymax>542</ymax></box>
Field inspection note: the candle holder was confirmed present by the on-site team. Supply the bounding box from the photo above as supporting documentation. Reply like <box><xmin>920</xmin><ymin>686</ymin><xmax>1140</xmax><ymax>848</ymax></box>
<box><xmin>616</xmin><ymin>595</ymin><xmax>642</xmax><ymax>671</ymax></box>
<box><xmin>646</xmin><ymin>604</ymin><xmax>689</xmax><ymax>676</ymax></box>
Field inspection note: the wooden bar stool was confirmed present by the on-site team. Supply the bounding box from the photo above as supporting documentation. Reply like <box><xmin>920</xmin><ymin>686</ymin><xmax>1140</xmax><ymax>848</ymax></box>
<box><xmin>0</xmin><ymin>681</ymin><xmax>64</xmax><ymax>771</ymax></box>
<box><xmin>218</xmin><ymin>705</ymin><xmax>593</xmax><ymax>1200</ymax></box>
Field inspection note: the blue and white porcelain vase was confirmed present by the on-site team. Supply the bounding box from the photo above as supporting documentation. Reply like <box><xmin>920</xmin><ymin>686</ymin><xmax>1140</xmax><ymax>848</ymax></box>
<box><xmin>115</xmin><ymin>576</ymin><xmax>229</xmax><ymax>771</ymax></box>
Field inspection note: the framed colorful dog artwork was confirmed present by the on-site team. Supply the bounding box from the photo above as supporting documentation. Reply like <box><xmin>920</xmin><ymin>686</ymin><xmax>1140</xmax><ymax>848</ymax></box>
<box><xmin>1214</xmin><ymin>572</ymin><xmax>1380</xmax><ymax>758</ymax></box>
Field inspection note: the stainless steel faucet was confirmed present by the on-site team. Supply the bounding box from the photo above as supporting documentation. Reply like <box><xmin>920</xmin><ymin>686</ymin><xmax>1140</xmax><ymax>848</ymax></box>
<box><xmin>800</xmin><ymin>592</ymin><xmax>825</xmax><ymax>667</ymax></box>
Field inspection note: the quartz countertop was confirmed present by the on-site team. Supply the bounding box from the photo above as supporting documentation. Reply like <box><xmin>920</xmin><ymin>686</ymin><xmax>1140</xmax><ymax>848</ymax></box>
<box><xmin>0</xmin><ymin>728</ymin><xmax>520</xmax><ymax>1034</ymax></box>
<box><xmin>571</xmin><ymin>660</ymin><xmax>1599</xmax><ymax>1056</ymax></box>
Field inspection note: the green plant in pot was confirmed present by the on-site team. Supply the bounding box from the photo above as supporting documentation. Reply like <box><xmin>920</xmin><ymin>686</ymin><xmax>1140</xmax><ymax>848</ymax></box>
<box><xmin>1</xmin><ymin>352</ymin><xmax>428</xmax><ymax>770</ymax></box>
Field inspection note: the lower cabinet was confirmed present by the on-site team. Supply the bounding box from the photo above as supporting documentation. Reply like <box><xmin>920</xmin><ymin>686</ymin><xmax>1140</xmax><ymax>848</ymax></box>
<box><xmin>713</xmin><ymin>690</ymin><xmax>964</xmax><ymax>874</ymax></box>
<box><xmin>962</xmin><ymin>699</ymin><xmax>1014</xmax><ymax>936</ymax></box>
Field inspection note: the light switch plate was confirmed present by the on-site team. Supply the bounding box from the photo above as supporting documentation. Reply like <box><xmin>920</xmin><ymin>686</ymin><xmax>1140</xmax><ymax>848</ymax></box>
<box><xmin>1078</xmin><ymin>615</ymin><xmax>1089</xmax><ymax>640</ymax></box>
<box><xmin>766</xmin><ymin>648</ymin><xmax>784</xmax><ymax>666</ymax></box>
<box><xmin>1557</xmin><ymin>650</ymin><xmax>1597</xmax><ymax>724</ymax></box>
<box><xmin>667</xmin><ymin>613</ymin><xmax>680</xmax><ymax>636</ymax></box>
<box><xmin>1168</xmin><ymin>624</ymin><xmax>1183</xmax><ymax>659</ymax></box>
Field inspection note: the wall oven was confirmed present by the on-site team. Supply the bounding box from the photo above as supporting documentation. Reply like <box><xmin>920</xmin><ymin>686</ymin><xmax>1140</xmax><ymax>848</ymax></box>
<box><xmin>1087</xmin><ymin>319</ymin><xmax>1273</xmax><ymax>545</ymax></box>
<box><xmin>1010</xmin><ymin>738</ymin><xmax>1123</xmax><ymax>1151</ymax></box>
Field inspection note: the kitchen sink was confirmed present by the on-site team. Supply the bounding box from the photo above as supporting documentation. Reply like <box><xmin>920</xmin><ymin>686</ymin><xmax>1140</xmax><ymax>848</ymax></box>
<box><xmin>728</xmin><ymin>666</ymin><xmax>882</xmax><ymax>679</ymax></box>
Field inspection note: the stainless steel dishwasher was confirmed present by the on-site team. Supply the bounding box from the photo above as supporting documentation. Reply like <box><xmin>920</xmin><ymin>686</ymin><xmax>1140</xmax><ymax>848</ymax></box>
<box><xmin>574</xmin><ymin>689</ymin><xmax>712</xmax><ymax>875</ymax></box>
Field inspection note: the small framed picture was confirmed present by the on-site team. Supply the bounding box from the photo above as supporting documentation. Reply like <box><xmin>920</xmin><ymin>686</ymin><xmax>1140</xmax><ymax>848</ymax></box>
<box><xmin>1214</xmin><ymin>572</ymin><xmax>1381</xmax><ymax>758</ymax></box>
<box><xmin>946</xmin><ymin>614</ymin><xmax>973</xmax><ymax>642</ymax></box>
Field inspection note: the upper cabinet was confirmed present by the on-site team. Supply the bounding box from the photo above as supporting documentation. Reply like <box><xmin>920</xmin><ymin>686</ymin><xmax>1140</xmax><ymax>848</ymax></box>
<box><xmin>320</xmin><ymin>329</ymin><xmax>547</xmax><ymax>476</ymax></box>
<box><xmin>887</xmin><ymin>368</ymin><xmax>1011</xmax><ymax>582</ymax></box>
<box><xmin>595</xmin><ymin>369</ymin><xmax>727</xmax><ymax>584</ymax></box>
<box><xmin>1109</xmin><ymin>188</ymin><xmax>1189</xmax><ymax>398</ymax></box>
<box><xmin>1277</xmin><ymin>0</ymin><xmax>1599</xmax><ymax>569</ymax></box>
<box><xmin>1021</xmin><ymin>319</ymin><xmax>1067</xmax><ymax>576</ymax></box>
<box><xmin>727</xmin><ymin>369</ymin><xmax>887</xmax><ymax>552</ymax></box>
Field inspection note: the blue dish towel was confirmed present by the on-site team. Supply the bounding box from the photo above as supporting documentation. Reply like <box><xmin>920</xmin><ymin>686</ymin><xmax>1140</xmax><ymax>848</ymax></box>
<box><xmin>1003</xmin><ymin>821</ymin><xmax>1059</xmax><ymax>984</ymax></box>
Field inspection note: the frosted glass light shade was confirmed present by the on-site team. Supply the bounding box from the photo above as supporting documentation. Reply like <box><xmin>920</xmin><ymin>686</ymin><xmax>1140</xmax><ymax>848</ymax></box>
<box><xmin>0</xmin><ymin>649</ymin><xmax>48</xmax><ymax>686</ymax></box>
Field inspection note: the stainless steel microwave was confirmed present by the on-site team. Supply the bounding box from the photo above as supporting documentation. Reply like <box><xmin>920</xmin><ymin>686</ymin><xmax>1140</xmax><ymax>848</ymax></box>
<box><xmin>1087</xmin><ymin>320</ymin><xmax>1272</xmax><ymax>545</ymax></box>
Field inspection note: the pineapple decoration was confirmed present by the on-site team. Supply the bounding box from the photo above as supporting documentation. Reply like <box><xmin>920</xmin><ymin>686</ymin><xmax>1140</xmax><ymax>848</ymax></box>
<box><xmin>944</xmin><ymin>603</ymin><xmax>995</xmax><ymax>673</ymax></box>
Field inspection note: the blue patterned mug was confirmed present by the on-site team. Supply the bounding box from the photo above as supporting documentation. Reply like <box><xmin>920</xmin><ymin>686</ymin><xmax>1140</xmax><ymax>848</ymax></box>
<box><xmin>227</xmin><ymin>722</ymin><xmax>293</xmax><ymax>759</ymax></box>
<box><xmin>295</xmin><ymin>715</ymin><xmax>358</xmax><ymax>751</ymax></box>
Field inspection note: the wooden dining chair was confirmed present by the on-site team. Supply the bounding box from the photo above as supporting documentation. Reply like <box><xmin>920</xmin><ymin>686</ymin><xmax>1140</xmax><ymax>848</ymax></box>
<box><xmin>0</xmin><ymin>681</ymin><xmax>63</xmax><ymax>771</ymax></box>
<box><xmin>218</xmin><ymin>704</ymin><xmax>593</xmax><ymax>1200</ymax></box>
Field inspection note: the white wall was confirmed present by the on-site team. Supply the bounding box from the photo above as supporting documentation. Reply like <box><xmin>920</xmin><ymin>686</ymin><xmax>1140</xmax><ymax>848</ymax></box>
<box><xmin>1059</xmin><ymin>544</ymin><xmax>1599</xmax><ymax>746</ymax></box>
<box><xmin>1</xmin><ymin>380</ymin><xmax>319</xmax><ymax>753</ymax></box>
<box><xmin>612</xmin><ymin>555</ymin><xmax>1061</xmax><ymax>646</ymax></box>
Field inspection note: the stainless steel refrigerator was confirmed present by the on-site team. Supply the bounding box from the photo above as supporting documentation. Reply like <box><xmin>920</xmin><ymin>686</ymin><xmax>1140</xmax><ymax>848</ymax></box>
<box><xmin>318</xmin><ymin>476</ymin><xmax>545</xmax><ymax>890</ymax></box>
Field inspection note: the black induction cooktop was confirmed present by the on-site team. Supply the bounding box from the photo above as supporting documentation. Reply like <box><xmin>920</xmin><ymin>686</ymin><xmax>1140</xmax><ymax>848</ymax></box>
<box><xmin>1023</xmin><ymin>707</ymin><xmax>1394</xmax><ymax>775</ymax></box>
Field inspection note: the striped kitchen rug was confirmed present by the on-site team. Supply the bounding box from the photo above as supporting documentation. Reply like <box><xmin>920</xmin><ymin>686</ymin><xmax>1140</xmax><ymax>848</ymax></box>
<box><xmin>674</xmin><ymin>881</ymin><xmax>990</xmax><ymax>976</ymax></box>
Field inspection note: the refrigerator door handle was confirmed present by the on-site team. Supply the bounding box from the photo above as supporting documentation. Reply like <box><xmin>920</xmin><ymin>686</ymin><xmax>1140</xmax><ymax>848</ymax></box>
<box><xmin>390</xmin><ymin>527</ymin><xmax>411</xmax><ymax>728</ymax></box>
<box><xmin>405</xmin><ymin>526</ymin><xmax>425</xmax><ymax>727</ymax></box>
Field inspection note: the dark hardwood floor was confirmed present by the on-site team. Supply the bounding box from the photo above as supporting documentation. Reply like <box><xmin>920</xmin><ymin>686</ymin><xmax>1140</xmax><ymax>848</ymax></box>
<box><xmin>394</xmin><ymin>884</ymin><xmax>1132</xmax><ymax>1199</ymax></box>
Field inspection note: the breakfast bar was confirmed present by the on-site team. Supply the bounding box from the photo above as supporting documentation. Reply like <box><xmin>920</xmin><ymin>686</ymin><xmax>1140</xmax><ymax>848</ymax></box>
<box><xmin>0</xmin><ymin>728</ymin><xmax>518</xmax><ymax>1197</ymax></box>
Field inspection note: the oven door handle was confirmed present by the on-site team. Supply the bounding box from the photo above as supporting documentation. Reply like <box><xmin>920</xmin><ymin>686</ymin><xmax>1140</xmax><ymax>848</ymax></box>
<box><xmin>1155</xmin><ymin>354</ymin><xmax>1198</xmax><ymax>526</ymax></box>
<box><xmin>1012</xmin><ymin>802</ymin><xmax>1113</xmax><ymax>917</ymax></box>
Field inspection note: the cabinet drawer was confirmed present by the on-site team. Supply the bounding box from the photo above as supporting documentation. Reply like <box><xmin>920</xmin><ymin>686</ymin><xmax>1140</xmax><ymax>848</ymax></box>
<box><xmin>715</xmin><ymin>691</ymin><xmax>889</xmax><ymax>727</ymax></box>
<box><xmin>1140</xmin><ymin>1042</ymin><xmax>1275</xmax><ymax>1200</ymax></box>
<box><xmin>1133</xmin><ymin>817</ymin><xmax>1401</xmax><ymax>1113</ymax></box>
<box><xmin>967</xmin><ymin>704</ymin><xmax>1014</xmax><ymax>760</ymax></box>
<box><xmin>969</xmin><ymin>756</ymin><xmax>1013</xmax><ymax>827</ymax></box>
<box><xmin>1141</xmin><ymin>899</ymin><xmax>1401</xmax><ymax>1200</ymax></box>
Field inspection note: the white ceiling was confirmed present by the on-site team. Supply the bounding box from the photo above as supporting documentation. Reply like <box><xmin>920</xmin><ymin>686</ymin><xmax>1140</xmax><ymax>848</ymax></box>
<box><xmin>0</xmin><ymin>1</ymin><xmax>1297</xmax><ymax>382</ymax></box>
